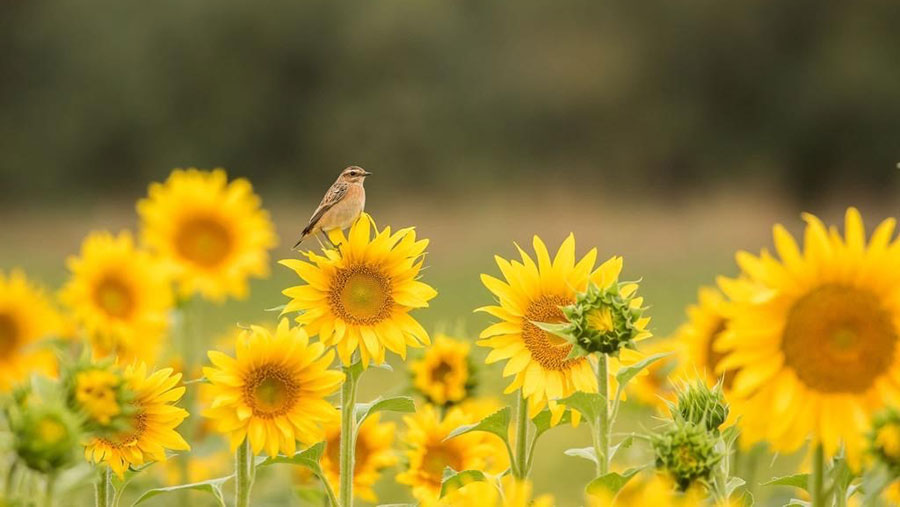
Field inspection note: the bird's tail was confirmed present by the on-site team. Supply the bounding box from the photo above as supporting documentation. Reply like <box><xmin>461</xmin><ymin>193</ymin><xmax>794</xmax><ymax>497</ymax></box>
<box><xmin>291</xmin><ymin>224</ymin><xmax>314</xmax><ymax>250</ymax></box>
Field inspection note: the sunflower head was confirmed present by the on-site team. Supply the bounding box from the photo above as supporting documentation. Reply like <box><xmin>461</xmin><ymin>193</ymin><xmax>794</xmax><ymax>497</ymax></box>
<box><xmin>281</xmin><ymin>214</ymin><xmax>437</xmax><ymax>367</ymax></box>
<box><xmin>83</xmin><ymin>363</ymin><xmax>190</xmax><ymax>478</ymax></box>
<box><xmin>535</xmin><ymin>279</ymin><xmax>651</xmax><ymax>358</ymax></box>
<box><xmin>202</xmin><ymin>319</ymin><xmax>343</xmax><ymax>457</ymax></box>
<box><xmin>674</xmin><ymin>287</ymin><xmax>736</xmax><ymax>390</ymax></box>
<box><xmin>438</xmin><ymin>475</ymin><xmax>554</xmax><ymax>507</ymax></box>
<box><xmin>62</xmin><ymin>358</ymin><xmax>133</xmax><ymax>431</ymax></box>
<box><xmin>652</xmin><ymin>420</ymin><xmax>723</xmax><ymax>492</ymax></box>
<box><xmin>410</xmin><ymin>334</ymin><xmax>476</xmax><ymax>406</ymax></box>
<box><xmin>673</xmin><ymin>379</ymin><xmax>729</xmax><ymax>433</ymax></box>
<box><xmin>60</xmin><ymin>231</ymin><xmax>172</xmax><ymax>363</ymax></box>
<box><xmin>0</xmin><ymin>270</ymin><xmax>62</xmax><ymax>390</ymax></box>
<box><xmin>138</xmin><ymin>168</ymin><xmax>277</xmax><ymax>302</ymax></box>
<box><xmin>869</xmin><ymin>408</ymin><xmax>900</xmax><ymax>473</ymax></box>
<box><xmin>6</xmin><ymin>385</ymin><xmax>82</xmax><ymax>474</ymax></box>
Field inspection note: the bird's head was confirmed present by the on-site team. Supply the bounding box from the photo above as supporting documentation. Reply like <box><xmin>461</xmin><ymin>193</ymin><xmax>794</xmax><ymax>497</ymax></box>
<box><xmin>339</xmin><ymin>166</ymin><xmax>372</xmax><ymax>184</ymax></box>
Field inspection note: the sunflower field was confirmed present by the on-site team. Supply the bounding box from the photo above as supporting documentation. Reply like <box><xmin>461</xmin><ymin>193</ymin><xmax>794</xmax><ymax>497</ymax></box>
<box><xmin>2</xmin><ymin>166</ymin><xmax>900</xmax><ymax>507</ymax></box>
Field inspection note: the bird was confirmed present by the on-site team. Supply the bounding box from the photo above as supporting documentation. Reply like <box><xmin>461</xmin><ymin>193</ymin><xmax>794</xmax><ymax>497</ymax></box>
<box><xmin>292</xmin><ymin>166</ymin><xmax>372</xmax><ymax>249</ymax></box>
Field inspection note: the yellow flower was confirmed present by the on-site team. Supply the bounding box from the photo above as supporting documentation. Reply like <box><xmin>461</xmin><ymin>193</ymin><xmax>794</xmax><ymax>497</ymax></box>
<box><xmin>588</xmin><ymin>472</ymin><xmax>705</xmax><ymax>506</ymax></box>
<box><xmin>875</xmin><ymin>423</ymin><xmax>900</xmax><ymax>461</ymax></box>
<box><xmin>84</xmin><ymin>363</ymin><xmax>190</xmax><ymax>478</ymax></box>
<box><xmin>159</xmin><ymin>451</ymin><xmax>230</xmax><ymax>486</ymax></box>
<box><xmin>626</xmin><ymin>338</ymin><xmax>679</xmax><ymax>412</ymax></box>
<box><xmin>718</xmin><ymin>208</ymin><xmax>900</xmax><ymax>465</ymax></box>
<box><xmin>439</xmin><ymin>475</ymin><xmax>554</xmax><ymax>507</ymax></box>
<box><xmin>281</xmin><ymin>213</ymin><xmax>437</xmax><ymax>366</ymax></box>
<box><xmin>0</xmin><ymin>270</ymin><xmax>61</xmax><ymax>390</ymax></box>
<box><xmin>137</xmin><ymin>168</ymin><xmax>277</xmax><ymax>301</ymax></box>
<box><xmin>60</xmin><ymin>231</ymin><xmax>172</xmax><ymax>363</ymax></box>
<box><xmin>673</xmin><ymin>287</ymin><xmax>737</xmax><ymax>390</ymax></box>
<box><xmin>202</xmin><ymin>319</ymin><xmax>343</xmax><ymax>457</ymax></box>
<box><xmin>477</xmin><ymin>234</ymin><xmax>649</xmax><ymax>424</ymax></box>
<box><xmin>411</xmin><ymin>334</ymin><xmax>472</xmax><ymax>405</ymax></box>
<box><xmin>397</xmin><ymin>403</ymin><xmax>509</xmax><ymax>506</ymax></box>
<box><xmin>314</xmin><ymin>412</ymin><xmax>397</xmax><ymax>503</ymax></box>
<box><xmin>75</xmin><ymin>368</ymin><xmax>122</xmax><ymax>425</ymax></box>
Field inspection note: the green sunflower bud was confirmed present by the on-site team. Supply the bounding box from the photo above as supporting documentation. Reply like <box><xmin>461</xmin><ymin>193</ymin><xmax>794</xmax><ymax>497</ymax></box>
<box><xmin>674</xmin><ymin>380</ymin><xmax>729</xmax><ymax>432</ymax></box>
<box><xmin>6</xmin><ymin>388</ymin><xmax>82</xmax><ymax>474</ymax></box>
<box><xmin>61</xmin><ymin>355</ymin><xmax>135</xmax><ymax>436</ymax></box>
<box><xmin>869</xmin><ymin>408</ymin><xmax>900</xmax><ymax>473</ymax></box>
<box><xmin>651</xmin><ymin>419</ymin><xmax>723</xmax><ymax>491</ymax></box>
<box><xmin>533</xmin><ymin>280</ymin><xmax>649</xmax><ymax>358</ymax></box>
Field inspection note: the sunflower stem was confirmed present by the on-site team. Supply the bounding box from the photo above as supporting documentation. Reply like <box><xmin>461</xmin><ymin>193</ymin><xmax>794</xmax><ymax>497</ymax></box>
<box><xmin>95</xmin><ymin>466</ymin><xmax>112</xmax><ymax>507</ymax></box>
<box><xmin>5</xmin><ymin>460</ymin><xmax>18</xmax><ymax>498</ymax></box>
<box><xmin>44</xmin><ymin>471</ymin><xmax>56</xmax><ymax>507</ymax></box>
<box><xmin>810</xmin><ymin>443</ymin><xmax>826</xmax><ymax>507</ymax></box>
<box><xmin>515</xmin><ymin>390</ymin><xmax>529</xmax><ymax>478</ymax></box>
<box><xmin>339</xmin><ymin>362</ymin><xmax>361</xmax><ymax>507</ymax></box>
<box><xmin>595</xmin><ymin>353</ymin><xmax>610</xmax><ymax>477</ymax></box>
<box><xmin>235</xmin><ymin>437</ymin><xmax>255</xmax><ymax>507</ymax></box>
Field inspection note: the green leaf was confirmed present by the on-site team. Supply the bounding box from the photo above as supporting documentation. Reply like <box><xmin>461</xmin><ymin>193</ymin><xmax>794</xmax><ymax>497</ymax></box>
<box><xmin>531</xmin><ymin>321</ymin><xmax>575</xmax><ymax>342</ymax></box>
<box><xmin>785</xmin><ymin>500</ymin><xmax>811</xmax><ymax>507</ymax></box>
<box><xmin>725</xmin><ymin>476</ymin><xmax>746</xmax><ymax>497</ymax></box>
<box><xmin>558</xmin><ymin>391</ymin><xmax>606</xmax><ymax>424</ymax></box>
<box><xmin>439</xmin><ymin>469</ymin><xmax>487</xmax><ymax>498</ymax></box>
<box><xmin>761</xmin><ymin>473</ymin><xmax>809</xmax><ymax>492</ymax></box>
<box><xmin>258</xmin><ymin>441</ymin><xmax>325</xmax><ymax>471</ymax></box>
<box><xmin>445</xmin><ymin>406</ymin><xmax>510</xmax><ymax>443</ymax></box>
<box><xmin>355</xmin><ymin>396</ymin><xmax>416</xmax><ymax>426</ymax></box>
<box><xmin>264</xmin><ymin>304</ymin><xmax>287</xmax><ymax>313</ymax></box>
<box><xmin>614</xmin><ymin>352</ymin><xmax>670</xmax><ymax>388</ymax></box>
<box><xmin>585</xmin><ymin>468</ymin><xmax>642</xmax><ymax>497</ymax></box>
<box><xmin>610</xmin><ymin>435</ymin><xmax>634</xmax><ymax>460</ymax></box>
<box><xmin>564</xmin><ymin>447</ymin><xmax>598</xmax><ymax>465</ymax></box>
<box><xmin>182</xmin><ymin>377</ymin><xmax>208</xmax><ymax>386</ymax></box>
<box><xmin>531</xmin><ymin>408</ymin><xmax>572</xmax><ymax>438</ymax></box>
<box><xmin>295</xmin><ymin>486</ymin><xmax>326</xmax><ymax>504</ymax></box>
<box><xmin>132</xmin><ymin>475</ymin><xmax>232</xmax><ymax>506</ymax></box>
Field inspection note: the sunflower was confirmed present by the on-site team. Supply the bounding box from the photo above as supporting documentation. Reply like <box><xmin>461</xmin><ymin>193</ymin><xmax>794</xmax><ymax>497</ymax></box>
<box><xmin>60</xmin><ymin>231</ymin><xmax>172</xmax><ymax>363</ymax></box>
<box><xmin>411</xmin><ymin>334</ymin><xmax>474</xmax><ymax>406</ymax></box>
<box><xmin>84</xmin><ymin>363</ymin><xmax>190</xmax><ymax>478</ymax></box>
<box><xmin>313</xmin><ymin>412</ymin><xmax>397</xmax><ymax>503</ymax></box>
<box><xmin>0</xmin><ymin>270</ymin><xmax>61</xmax><ymax>390</ymax></box>
<box><xmin>672</xmin><ymin>287</ymin><xmax>737</xmax><ymax>391</ymax></box>
<box><xmin>202</xmin><ymin>319</ymin><xmax>343</xmax><ymax>457</ymax></box>
<box><xmin>137</xmin><ymin>168</ymin><xmax>277</xmax><ymax>302</ymax></box>
<box><xmin>281</xmin><ymin>213</ymin><xmax>437</xmax><ymax>366</ymax></box>
<box><xmin>438</xmin><ymin>475</ymin><xmax>554</xmax><ymax>507</ymax></box>
<box><xmin>477</xmin><ymin>234</ymin><xmax>650</xmax><ymax>424</ymax></box>
<box><xmin>397</xmin><ymin>402</ymin><xmax>509</xmax><ymax>506</ymax></box>
<box><xmin>588</xmin><ymin>472</ymin><xmax>705</xmax><ymax>506</ymax></box>
<box><xmin>717</xmin><ymin>208</ymin><xmax>900</xmax><ymax>464</ymax></box>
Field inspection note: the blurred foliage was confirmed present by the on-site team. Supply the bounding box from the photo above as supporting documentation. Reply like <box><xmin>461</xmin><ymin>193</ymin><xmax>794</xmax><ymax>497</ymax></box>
<box><xmin>1</xmin><ymin>0</ymin><xmax>899</xmax><ymax>203</ymax></box>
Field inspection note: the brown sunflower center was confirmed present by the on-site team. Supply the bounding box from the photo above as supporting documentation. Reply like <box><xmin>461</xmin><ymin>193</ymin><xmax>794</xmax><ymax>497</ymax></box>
<box><xmin>431</xmin><ymin>361</ymin><xmax>454</xmax><ymax>383</ymax></box>
<box><xmin>522</xmin><ymin>294</ymin><xmax>578</xmax><ymax>371</ymax></box>
<box><xmin>328</xmin><ymin>265</ymin><xmax>393</xmax><ymax>325</ymax></box>
<box><xmin>93</xmin><ymin>277</ymin><xmax>135</xmax><ymax>319</ymax></box>
<box><xmin>705</xmin><ymin>319</ymin><xmax>736</xmax><ymax>390</ymax></box>
<box><xmin>422</xmin><ymin>443</ymin><xmax>464</xmax><ymax>484</ymax></box>
<box><xmin>243</xmin><ymin>364</ymin><xmax>300</xmax><ymax>418</ymax></box>
<box><xmin>175</xmin><ymin>217</ymin><xmax>232</xmax><ymax>267</ymax></box>
<box><xmin>782</xmin><ymin>284</ymin><xmax>897</xmax><ymax>394</ymax></box>
<box><xmin>0</xmin><ymin>312</ymin><xmax>20</xmax><ymax>356</ymax></box>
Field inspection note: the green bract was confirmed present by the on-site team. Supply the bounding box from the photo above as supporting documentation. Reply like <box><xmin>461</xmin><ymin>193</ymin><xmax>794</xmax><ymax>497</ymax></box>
<box><xmin>869</xmin><ymin>408</ymin><xmax>900</xmax><ymax>473</ymax></box>
<box><xmin>652</xmin><ymin>419</ymin><xmax>723</xmax><ymax>491</ymax></box>
<box><xmin>533</xmin><ymin>280</ymin><xmax>646</xmax><ymax>358</ymax></box>
<box><xmin>673</xmin><ymin>380</ymin><xmax>729</xmax><ymax>433</ymax></box>
<box><xmin>5</xmin><ymin>387</ymin><xmax>82</xmax><ymax>474</ymax></box>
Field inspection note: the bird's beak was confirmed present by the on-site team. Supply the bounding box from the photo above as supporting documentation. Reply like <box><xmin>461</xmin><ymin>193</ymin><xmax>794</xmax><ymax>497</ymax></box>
<box><xmin>362</xmin><ymin>170</ymin><xmax>373</xmax><ymax>176</ymax></box>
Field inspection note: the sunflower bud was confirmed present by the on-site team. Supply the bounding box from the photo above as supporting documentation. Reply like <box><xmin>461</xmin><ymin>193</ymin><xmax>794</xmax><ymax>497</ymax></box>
<box><xmin>62</xmin><ymin>358</ymin><xmax>134</xmax><ymax>435</ymax></box>
<box><xmin>651</xmin><ymin>420</ymin><xmax>723</xmax><ymax>491</ymax></box>
<box><xmin>674</xmin><ymin>380</ymin><xmax>729</xmax><ymax>432</ymax></box>
<box><xmin>869</xmin><ymin>408</ymin><xmax>900</xmax><ymax>473</ymax></box>
<box><xmin>5</xmin><ymin>387</ymin><xmax>82</xmax><ymax>474</ymax></box>
<box><xmin>534</xmin><ymin>281</ymin><xmax>649</xmax><ymax>358</ymax></box>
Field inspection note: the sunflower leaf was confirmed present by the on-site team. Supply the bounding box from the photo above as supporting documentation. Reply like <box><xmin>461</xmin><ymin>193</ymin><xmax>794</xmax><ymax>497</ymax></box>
<box><xmin>132</xmin><ymin>475</ymin><xmax>232</xmax><ymax>507</ymax></box>
<box><xmin>761</xmin><ymin>473</ymin><xmax>810</xmax><ymax>492</ymax></box>
<box><xmin>585</xmin><ymin>467</ymin><xmax>642</xmax><ymax>497</ymax></box>
<box><xmin>444</xmin><ymin>406</ymin><xmax>511</xmax><ymax>444</ymax></box>
<box><xmin>257</xmin><ymin>441</ymin><xmax>325</xmax><ymax>475</ymax></box>
<box><xmin>355</xmin><ymin>396</ymin><xmax>416</xmax><ymax>425</ymax></box>
<box><xmin>610</xmin><ymin>435</ymin><xmax>634</xmax><ymax>460</ymax></box>
<box><xmin>439</xmin><ymin>469</ymin><xmax>487</xmax><ymax>498</ymax></box>
<box><xmin>614</xmin><ymin>353</ymin><xmax>670</xmax><ymax>388</ymax></box>
<box><xmin>559</xmin><ymin>392</ymin><xmax>606</xmax><ymax>424</ymax></box>
<box><xmin>264</xmin><ymin>304</ymin><xmax>287</xmax><ymax>313</ymax></box>
<box><xmin>295</xmin><ymin>486</ymin><xmax>326</xmax><ymax>504</ymax></box>
<box><xmin>564</xmin><ymin>447</ymin><xmax>598</xmax><ymax>465</ymax></box>
<box><xmin>532</xmin><ymin>409</ymin><xmax>572</xmax><ymax>438</ymax></box>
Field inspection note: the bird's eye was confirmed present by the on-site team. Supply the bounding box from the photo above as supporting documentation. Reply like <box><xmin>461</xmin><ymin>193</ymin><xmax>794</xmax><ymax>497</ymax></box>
<box><xmin>349</xmin><ymin>170</ymin><xmax>358</xmax><ymax>176</ymax></box>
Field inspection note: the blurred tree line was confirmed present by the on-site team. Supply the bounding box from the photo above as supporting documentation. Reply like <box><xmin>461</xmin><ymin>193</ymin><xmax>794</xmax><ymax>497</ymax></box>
<box><xmin>1</xmin><ymin>0</ymin><xmax>898</xmax><ymax>205</ymax></box>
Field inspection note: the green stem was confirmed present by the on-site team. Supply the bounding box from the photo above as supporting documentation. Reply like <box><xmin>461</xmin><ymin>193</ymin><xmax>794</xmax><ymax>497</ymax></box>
<box><xmin>235</xmin><ymin>437</ymin><xmax>255</xmax><ymax>507</ymax></box>
<box><xmin>95</xmin><ymin>466</ymin><xmax>112</xmax><ymax>507</ymax></box>
<box><xmin>515</xmin><ymin>390</ymin><xmax>529</xmax><ymax>479</ymax></box>
<box><xmin>44</xmin><ymin>472</ymin><xmax>56</xmax><ymax>507</ymax></box>
<box><xmin>339</xmin><ymin>363</ymin><xmax>360</xmax><ymax>507</ymax></box>
<box><xmin>5</xmin><ymin>460</ymin><xmax>18</xmax><ymax>498</ymax></box>
<box><xmin>177</xmin><ymin>299</ymin><xmax>199</xmax><ymax>507</ymax></box>
<box><xmin>322</xmin><ymin>474</ymin><xmax>340</xmax><ymax>507</ymax></box>
<box><xmin>810</xmin><ymin>443</ymin><xmax>826</xmax><ymax>507</ymax></box>
<box><xmin>595</xmin><ymin>354</ymin><xmax>610</xmax><ymax>476</ymax></box>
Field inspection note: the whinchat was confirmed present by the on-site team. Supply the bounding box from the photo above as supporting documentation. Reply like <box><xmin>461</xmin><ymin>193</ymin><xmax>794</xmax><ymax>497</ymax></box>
<box><xmin>292</xmin><ymin>166</ymin><xmax>371</xmax><ymax>249</ymax></box>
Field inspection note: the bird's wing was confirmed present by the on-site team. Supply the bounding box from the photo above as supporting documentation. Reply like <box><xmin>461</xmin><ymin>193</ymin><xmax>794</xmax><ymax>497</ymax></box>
<box><xmin>302</xmin><ymin>182</ymin><xmax>350</xmax><ymax>235</ymax></box>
